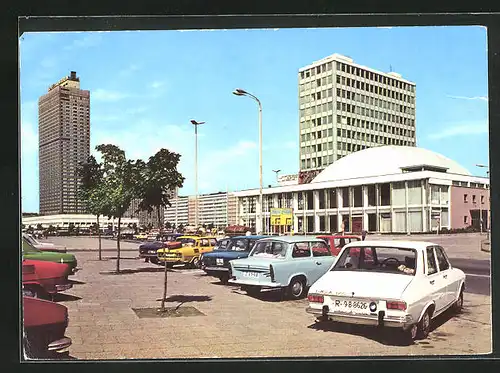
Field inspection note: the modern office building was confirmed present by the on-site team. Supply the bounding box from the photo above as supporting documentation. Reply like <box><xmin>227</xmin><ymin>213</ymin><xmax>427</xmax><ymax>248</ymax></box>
<box><xmin>38</xmin><ymin>71</ymin><xmax>90</xmax><ymax>215</ymax></box>
<box><xmin>235</xmin><ymin>146</ymin><xmax>489</xmax><ymax>234</ymax></box>
<box><xmin>164</xmin><ymin>192</ymin><xmax>238</xmax><ymax>228</ymax></box>
<box><xmin>124</xmin><ymin>199</ymin><xmax>165</xmax><ymax>228</ymax></box>
<box><xmin>298</xmin><ymin>53</ymin><xmax>417</xmax><ymax>173</ymax></box>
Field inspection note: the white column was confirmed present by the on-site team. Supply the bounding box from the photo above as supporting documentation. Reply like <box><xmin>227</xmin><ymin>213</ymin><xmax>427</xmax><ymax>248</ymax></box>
<box><xmin>390</xmin><ymin>183</ymin><xmax>395</xmax><ymax>233</ymax></box>
<box><xmin>293</xmin><ymin>193</ymin><xmax>299</xmax><ymax>234</ymax></box>
<box><xmin>313</xmin><ymin>190</ymin><xmax>320</xmax><ymax>232</ymax></box>
<box><xmin>405</xmin><ymin>181</ymin><xmax>410</xmax><ymax>234</ymax></box>
<box><xmin>421</xmin><ymin>179</ymin><xmax>427</xmax><ymax>232</ymax></box>
<box><xmin>375</xmin><ymin>184</ymin><xmax>380</xmax><ymax>232</ymax></box>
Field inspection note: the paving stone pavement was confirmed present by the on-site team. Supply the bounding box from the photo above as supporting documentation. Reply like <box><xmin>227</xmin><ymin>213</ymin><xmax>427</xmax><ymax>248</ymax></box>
<box><xmin>44</xmin><ymin>244</ymin><xmax>493</xmax><ymax>360</ymax></box>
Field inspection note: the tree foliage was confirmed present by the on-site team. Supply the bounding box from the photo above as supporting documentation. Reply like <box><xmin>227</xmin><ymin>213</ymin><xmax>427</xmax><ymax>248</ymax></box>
<box><xmin>135</xmin><ymin>149</ymin><xmax>185</xmax><ymax>234</ymax></box>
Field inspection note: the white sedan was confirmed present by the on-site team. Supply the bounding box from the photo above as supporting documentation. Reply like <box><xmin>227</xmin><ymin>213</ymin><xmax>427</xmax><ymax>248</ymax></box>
<box><xmin>306</xmin><ymin>240</ymin><xmax>465</xmax><ymax>342</ymax></box>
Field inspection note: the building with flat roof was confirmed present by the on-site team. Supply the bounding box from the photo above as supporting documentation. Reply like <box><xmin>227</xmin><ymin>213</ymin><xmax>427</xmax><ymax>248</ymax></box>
<box><xmin>38</xmin><ymin>71</ymin><xmax>90</xmax><ymax>215</ymax></box>
<box><xmin>235</xmin><ymin>146</ymin><xmax>489</xmax><ymax>234</ymax></box>
<box><xmin>22</xmin><ymin>214</ymin><xmax>139</xmax><ymax>230</ymax></box>
<box><xmin>298</xmin><ymin>53</ymin><xmax>416</xmax><ymax>173</ymax></box>
<box><xmin>163</xmin><ymin>192</ymin><xmax>238</xmax><ymax>228</ymax></box>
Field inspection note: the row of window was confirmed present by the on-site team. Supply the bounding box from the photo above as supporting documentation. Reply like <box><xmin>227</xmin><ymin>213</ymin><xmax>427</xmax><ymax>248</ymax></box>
<box><xmin>463</xmin><ymin>194</ymin><xmax>485</xmax><ymax>204</ymax></box>
<box><xmin>300</xmin><ymin>60</ymin><xmax>415</xmax><ymax>93</ymax></box>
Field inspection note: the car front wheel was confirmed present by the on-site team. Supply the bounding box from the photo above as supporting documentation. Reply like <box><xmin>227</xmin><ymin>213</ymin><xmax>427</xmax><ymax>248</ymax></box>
<box><xmin>453</xmin><ymin>289</ymin><xmax>464</xmax><ymax>313</ymax></box>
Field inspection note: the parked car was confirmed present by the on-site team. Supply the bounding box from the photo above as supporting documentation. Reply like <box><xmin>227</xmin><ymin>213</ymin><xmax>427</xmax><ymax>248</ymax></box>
<box><xmin>22</xmin><ymin>259</ymin><xmax>73</xmax><ymax>299</ymax></box>
<box><xmin>317</xmin><ymin>235</ymin><xmax>361</xmax><ymax>256</ymax></box>
<box><xmin>229</xmin><ymin>236</ymin><xmax>336</xmax><ymax>299</ymax></box>
<box><xmin>306</xmin><ymin>240</ymin><xmax>466</xmax><ymax>343</ymax></box>
<box><xmin>22</xmin><ymin>237</ymin><xmax>78</xmax><ymax>275</ymax></box>
<box><xmin>157</xmin><ymin>236</ymin><xmax>218</xmax><ymax>268</ymax></box>
<box><xmin>22</xmin><ymin>233</ymin><xmax>67</xmax><ymax>253</ymax></box>
<box><xmin>134</xmin><ymin>233</ymin><xmax>148</xmax><ymax>240</ymax></box>
<box><xmin>201</xmin><ymin>235</ymin><xmax>269</xmax><ymax>284</ymax></box>
<box><xmin>22</xmin><ymin>296</ymin><xmax>72</xmax><ymax>358</ymax></box>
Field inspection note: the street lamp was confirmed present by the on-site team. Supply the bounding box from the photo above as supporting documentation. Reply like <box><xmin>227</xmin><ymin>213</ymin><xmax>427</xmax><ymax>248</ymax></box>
<box><xmin>273</xmin><ymin>169</ymin><xmax>281</xmax><ymax>183</ymax></box>
<box><xmin>476</xmin><ymin>164</ymin><xmax>490</xmax><ymax>240</ymax></box>
<box><xmin>191</xmin><ymin>120</ymin><xmax>205</xmax><ymax>228</ymax></box>
<box><xmin>233</xmin><ymin>88</ymin><xmax>263</xmax><ymax>234</ymax></box>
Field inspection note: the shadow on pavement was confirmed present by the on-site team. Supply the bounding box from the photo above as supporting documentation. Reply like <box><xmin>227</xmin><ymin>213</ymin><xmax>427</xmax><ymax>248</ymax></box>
<box><xmin>52</xmin><ymin>293</ymin><xmax>82</xmax><ymax>302</ymax></box>
<box><xmin>68</xmin><ymin>279</ymin><xmax>86</xmax><ymax>285</ymax></box>
<box><xmin>307</xmin><ymin>307</ymin><xmax>461</xmax><ymax>347</ymax></box>
<box><xmin>156</xmin><ymin>295</ymin><xmax>212</xmax><ymax>303</ymax></box>
<box><xmin>106</xmin><ymin>256</ymin><xmax>140</xmax><ymax>260</ymax></box>
<box><xmin>49</xmin><ymin>351</ymin><xmax>78</xmax><ymax>360</ymax></box>
<box><xmin>99</xmin><ymin>267</ymin><xmax>174</xmax><ymax>275</ymax></box>
<box><xmin>232</xmin><ymin>288</ymin><xmax>305</xmax><ymax>303</ymax></box>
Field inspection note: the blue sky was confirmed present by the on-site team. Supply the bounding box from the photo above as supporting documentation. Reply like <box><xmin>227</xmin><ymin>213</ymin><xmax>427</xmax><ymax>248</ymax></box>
<box><xmin>20</xmin><ymin>26</ymin><xmax>489</xmax><ymax>213</ymax></box>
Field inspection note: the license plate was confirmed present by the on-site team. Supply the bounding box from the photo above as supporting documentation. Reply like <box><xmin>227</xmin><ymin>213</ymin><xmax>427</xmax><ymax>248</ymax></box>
<box><xmin>148</xmin><ymin>250</ymin><xmax>156</xmax><ymax>254</ymax></box>
<box><xmin>331</xmin><ymin>299</ymin><xmax>370</xmax><ymax>314</ymax></box>
<box><xmin>242</xmin><ymin>271</ymin><xmax>259</xmax><ymax>278</ymax></box>
<box><xmin>216</xmin><ymin>258</ymin><xmax>224</xmax><ymax>266</ymax></box>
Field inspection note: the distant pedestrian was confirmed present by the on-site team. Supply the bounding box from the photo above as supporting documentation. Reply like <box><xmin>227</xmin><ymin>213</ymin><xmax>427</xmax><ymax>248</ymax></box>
<box><xmin>340</xmin><ymin>220</ymin><xmax>346</xmax><ymax>235</ymax></box>
<box><xmin>361</xmin><ymin>230</ymin><xmax>367</xmax><ymax>241</ymax></box>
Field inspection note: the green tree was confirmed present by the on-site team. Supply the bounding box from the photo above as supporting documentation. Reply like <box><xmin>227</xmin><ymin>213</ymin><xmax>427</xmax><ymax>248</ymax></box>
<box><xmin>134</xmin><ymin>149</ymin><xmax>185</xmax><ymax>312</ymax></box>
<box><xmin>77</xmin><ymin>155</ymin><xmax>110</xmax><ymax>260</ymax></box>
<box><xmin>96</xmin><ymin>144</ymin><xmax>141</xmax><ymax>273</ymax></box>
<box><xmin>165</xmin><ymin>221</ymin><xmax>172</xmax><ymax>230</ymax></box>
<box><xmin>36</xmin><ymin>223</ymin><xmax>43</xmax><ymax>231</ymax></box>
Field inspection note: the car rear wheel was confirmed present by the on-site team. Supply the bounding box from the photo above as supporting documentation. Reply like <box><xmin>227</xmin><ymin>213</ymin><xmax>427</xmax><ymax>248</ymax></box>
<box><xmin>191</xmin><ymin>257</ymin><xmax>201</xmax><ymax>269</ymax></box>
<box><xmin>399</xmin><ymin>324</ymin><xmax>418</xmax><ymax>345</ymax></box>
<box><xmin>453</xmin><ymin>288</ymin><xmax>464</xmax><ymax>314</ymax></box>
<box><xmin>417</xmin><ymin>309</ymin><xmax>432</xmax><ymax>339</ymax></box>
<box><xmin>220</xmin><ymin>273</ymin><xmax>229</xmax><ymax>285</ymax></box>
<box><xmin>286</xmin><ymin>277</ymin><xmax>306</xmax><ymax>299</ymax></box>
<box><xmin>149</xmin><ymin>257</ymin><xmax>159</xmax><ymax>265</ymax></box>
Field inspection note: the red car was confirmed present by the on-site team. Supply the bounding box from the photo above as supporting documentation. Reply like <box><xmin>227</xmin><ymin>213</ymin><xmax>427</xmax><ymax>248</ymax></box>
<box><xmin>22</xmin><ymin>296</ymin><xmax>72</xmax><ymax>358</ymax></box>
<box><xmin>316</xmin><ymin>235</ymin><xmax>362</xmax><ymax>256</ymax></box>
<box><xmin>22</xmin><ymin>259</ymin><xmax>73</xmax><ymax>299</ymax></box>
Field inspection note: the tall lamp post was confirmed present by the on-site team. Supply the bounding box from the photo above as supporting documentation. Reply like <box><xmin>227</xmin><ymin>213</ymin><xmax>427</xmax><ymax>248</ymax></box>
<box><xmin>476</xmin><ymin>164</ymin><xmax>490</xmax><ymax>240</ymax></box>
<box><xmin>191</xmin><ymin>120</ymin><xmax>205</xmax><ymax>229</ymax></box>
<box><xmin>233</xmin><ymin>88</ymin><xmax>263</xmax><ymax>234</ymax></box>
<box><xmin>273</xmin><ymin>169</ymin><xmax>281</xmax><ymax>183</ymax></box>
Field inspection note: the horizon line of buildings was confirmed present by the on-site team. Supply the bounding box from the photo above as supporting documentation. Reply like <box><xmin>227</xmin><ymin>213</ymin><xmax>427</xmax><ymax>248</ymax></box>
<box><xmin>28</xmin><ymin>53</ymin><xmax>489</xmax><ymax>234</ymax></box>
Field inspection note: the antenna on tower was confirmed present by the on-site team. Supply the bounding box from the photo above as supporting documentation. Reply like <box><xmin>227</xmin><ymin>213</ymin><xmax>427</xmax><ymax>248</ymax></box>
<box><xmin>389</xmin><ymin>64</ymin><xmax>393</xmax><ymax>72</ymax></box>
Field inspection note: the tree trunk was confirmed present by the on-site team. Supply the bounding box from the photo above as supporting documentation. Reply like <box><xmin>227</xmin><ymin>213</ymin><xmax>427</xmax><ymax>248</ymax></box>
<box><xmin>97</xmin><ymin>215</ymin><xmax>102</xmax><ymax>261</ymax></box>
<box><xmin>157</xmin><ymin>206</ymin><xmax>162</xmax><ymax>236</ymax></box>
<box><xmin>160</xmin><ymin>254</ymin><xmax>168</xmax><ymax>312</ymax></box>
<box><xmin>116</xmin><ymin>216</ymin><xmax>121</xmax><ymax>273</ymax></box>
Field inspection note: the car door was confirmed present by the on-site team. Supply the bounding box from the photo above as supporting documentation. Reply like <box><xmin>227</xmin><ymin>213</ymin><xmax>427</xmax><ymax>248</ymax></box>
<box><xmin>311</xmin><ymin>241</ymin><xmax>335</xmax><ymax>282</ymax></box>
<box><xmin>434</xmin><ymin>246</ymin><xmax>455</xmax><ymax>306</ymax></box>
<box><xmin>425</xmin><ymin>246</ymin><xmax>447</xmax><ymax>313</ymax></box>
<box><xmin>290</xmin><ymin>242</ymin><xmax>316</xmax><ymax>286</ymax></box>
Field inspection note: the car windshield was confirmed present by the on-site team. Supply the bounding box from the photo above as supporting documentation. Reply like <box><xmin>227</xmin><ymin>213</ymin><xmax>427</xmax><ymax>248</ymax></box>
<box><xmin>228</xmin><ymin>239</ymin><xmax>248</xmax><ymax>252</ymax></box>
<box><xmin>180</xmin><ymin>238</ymin><xmax>197</xmax><ymax>246</ymax></box>
<box><xmin>250</xmin><ymin>241</ymin><xmax>287</xmax><ymax>258</ymax></box>
<box><xmin>164</xmin><ymin>235</ymin><xmax>179</xmax><ymax>242</ymax></box>
<box><xmin>22</xmin><ymin>238</ymin><xmax>41</xmax><ymax>253</ymax></box>
<box><xmin>213</xmin><ymin>239</ymin><xmax>230</xmax><ymax>251</ymax></box>
<box><xmin>331</xmin><ymin>246</ymin><xmax>418</xmax><ymax>276</ymax></box>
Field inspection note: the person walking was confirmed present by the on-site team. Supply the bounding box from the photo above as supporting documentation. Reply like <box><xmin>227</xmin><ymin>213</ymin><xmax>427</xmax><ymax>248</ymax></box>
<box><xmin>361</xmin><ymin>230</ymin><xmax>367</xmax><ymax>241</ymax></box>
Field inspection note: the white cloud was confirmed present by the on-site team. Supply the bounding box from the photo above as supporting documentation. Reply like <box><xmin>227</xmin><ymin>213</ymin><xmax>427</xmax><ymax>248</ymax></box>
<box><xmin>428</xmin><ymin>123</ymin><xmax>488</xmax><ymax>140</ymax></box>
<box><xmin>150</xmin><ymin>81</ymin><xmax>164</xmax><ymax>89</ymax></box>
<box><xmin>447</xmin><ymin>95</ymin><xmax>488</xmax><ymax>102</ymax></box>
<box><xmin>63</xmin><ymin>33</ymin><xmax>102</xmax><ymax>51</ymax></box>
<box><xmin>92</xmin><ymin>89</ymin><xmax>130</xmax><ymax>102</ymax></box>
<box><xmin>119</xmin><ymin>64</ymin><xmax>140</xmax><ymax>76</ymax></box>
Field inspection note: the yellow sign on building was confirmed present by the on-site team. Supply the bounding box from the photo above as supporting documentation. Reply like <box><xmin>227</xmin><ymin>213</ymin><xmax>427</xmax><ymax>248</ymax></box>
<box><xmin>270</xmin><ymin>208</ymin><xmax>293</xmax><ymax>226</ymax></box>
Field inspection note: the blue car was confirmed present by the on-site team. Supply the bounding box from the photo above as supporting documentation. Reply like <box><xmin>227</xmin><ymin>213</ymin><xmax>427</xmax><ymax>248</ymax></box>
<box><xmin>139</xmin><ymin>233</ymin><xmax>183</xmax><ymax>265</ymax></box>
<box><xmin>201</xmin><ymin>235</ymin><xmax>269</xmax><ymax>284</ymax></box>
<box><xmin>229</xmin><ymin>236</ymin><xmax>336</xmax><ymax>299</ymax></box>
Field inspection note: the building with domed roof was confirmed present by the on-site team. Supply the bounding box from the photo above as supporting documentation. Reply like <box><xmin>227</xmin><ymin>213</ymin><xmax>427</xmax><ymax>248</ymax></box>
<box><xmin>234</xmin><ymin>146</ymin><xmax>489</xmax><ymax>234</ymax></box>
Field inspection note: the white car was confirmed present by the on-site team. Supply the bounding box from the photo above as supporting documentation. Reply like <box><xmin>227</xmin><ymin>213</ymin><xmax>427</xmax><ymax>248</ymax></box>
<box><xmin>22</xmin><ymin>233</ymin><xmax>67</xmax><ymax>253</ymax></box>
<box><xmin>306</xmin><ymin>240</ymin><xmax>465</xmax><ymax>342</ymax></box>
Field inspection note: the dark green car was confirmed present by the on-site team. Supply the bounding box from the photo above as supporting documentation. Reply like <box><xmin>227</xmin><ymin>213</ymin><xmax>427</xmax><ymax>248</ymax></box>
<box><xmin>22</xmin><ymin>238</ymin><xmax>78</xmax><ymax>275</ymax></box>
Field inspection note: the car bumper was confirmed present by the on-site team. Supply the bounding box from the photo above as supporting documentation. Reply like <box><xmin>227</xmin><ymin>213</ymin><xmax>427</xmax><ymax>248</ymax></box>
<box><xmin>139</xmin><ymin>253</ymin><xmax>157</xmax><ymax>258</ymax></box>
<box><xmin>158</xmin><ymin>257</ymin><xmax>183</xmax><ymax>263</ymax></box>
<box><xmin>305</xmin><ymin>307</ymin><xmax>414</xmax><ymax>329</ymax></box>
<box><xmin>54</xmin><ymin>283</ymin><xmax>73</xmax><ymax>292</ymax></box>
<box><xmin>47</xmin><ymin>337</ymin><xmax>72</xmax><ymax>352</ymax></box>
<box><xmin>228</xmin><ymin>278</ymin><xmax>282</xmax><ymax>288</ymax></box>
<box><xmin>204</xmin><ymin>266</ymin><xmax>229</xmax><ymax>273</ymax></box>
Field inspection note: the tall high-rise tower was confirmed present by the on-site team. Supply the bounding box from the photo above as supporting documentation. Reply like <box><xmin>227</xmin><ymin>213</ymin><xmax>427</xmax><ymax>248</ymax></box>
<box><xmin>298</xmin><ymin>53</ymin><xmax>416</xmax><ymax>173</ymax></box>
<box><xmin>38</xmin><ymin>71</ymin><xmax>90</xmax><ymax>215</ymax></box>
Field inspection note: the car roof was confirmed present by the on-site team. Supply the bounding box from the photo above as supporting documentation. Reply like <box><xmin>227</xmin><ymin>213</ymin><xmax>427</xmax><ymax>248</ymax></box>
<box><xmin>257</xmin><ymin>235</ymin><xmax>326</xmax><ymax>243</ymax></box>
<box><xmin>343</xmin><ymin>240</ymin><xmax>438</xmax><ymax>251</ymax></box>
<box><xmin>317</xmin><ymin>235</ymin><xmax>361</xmax><ymax>239</ymax></box>
<box><xmin>231</xmin><ymin>235</ymin><xmax>270</xmax><ymax>240</ymax></box>
<box><xmin>178</xmin><ymin>235</ymin><xmax>217</xmax><ymax>239</ymax></box>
